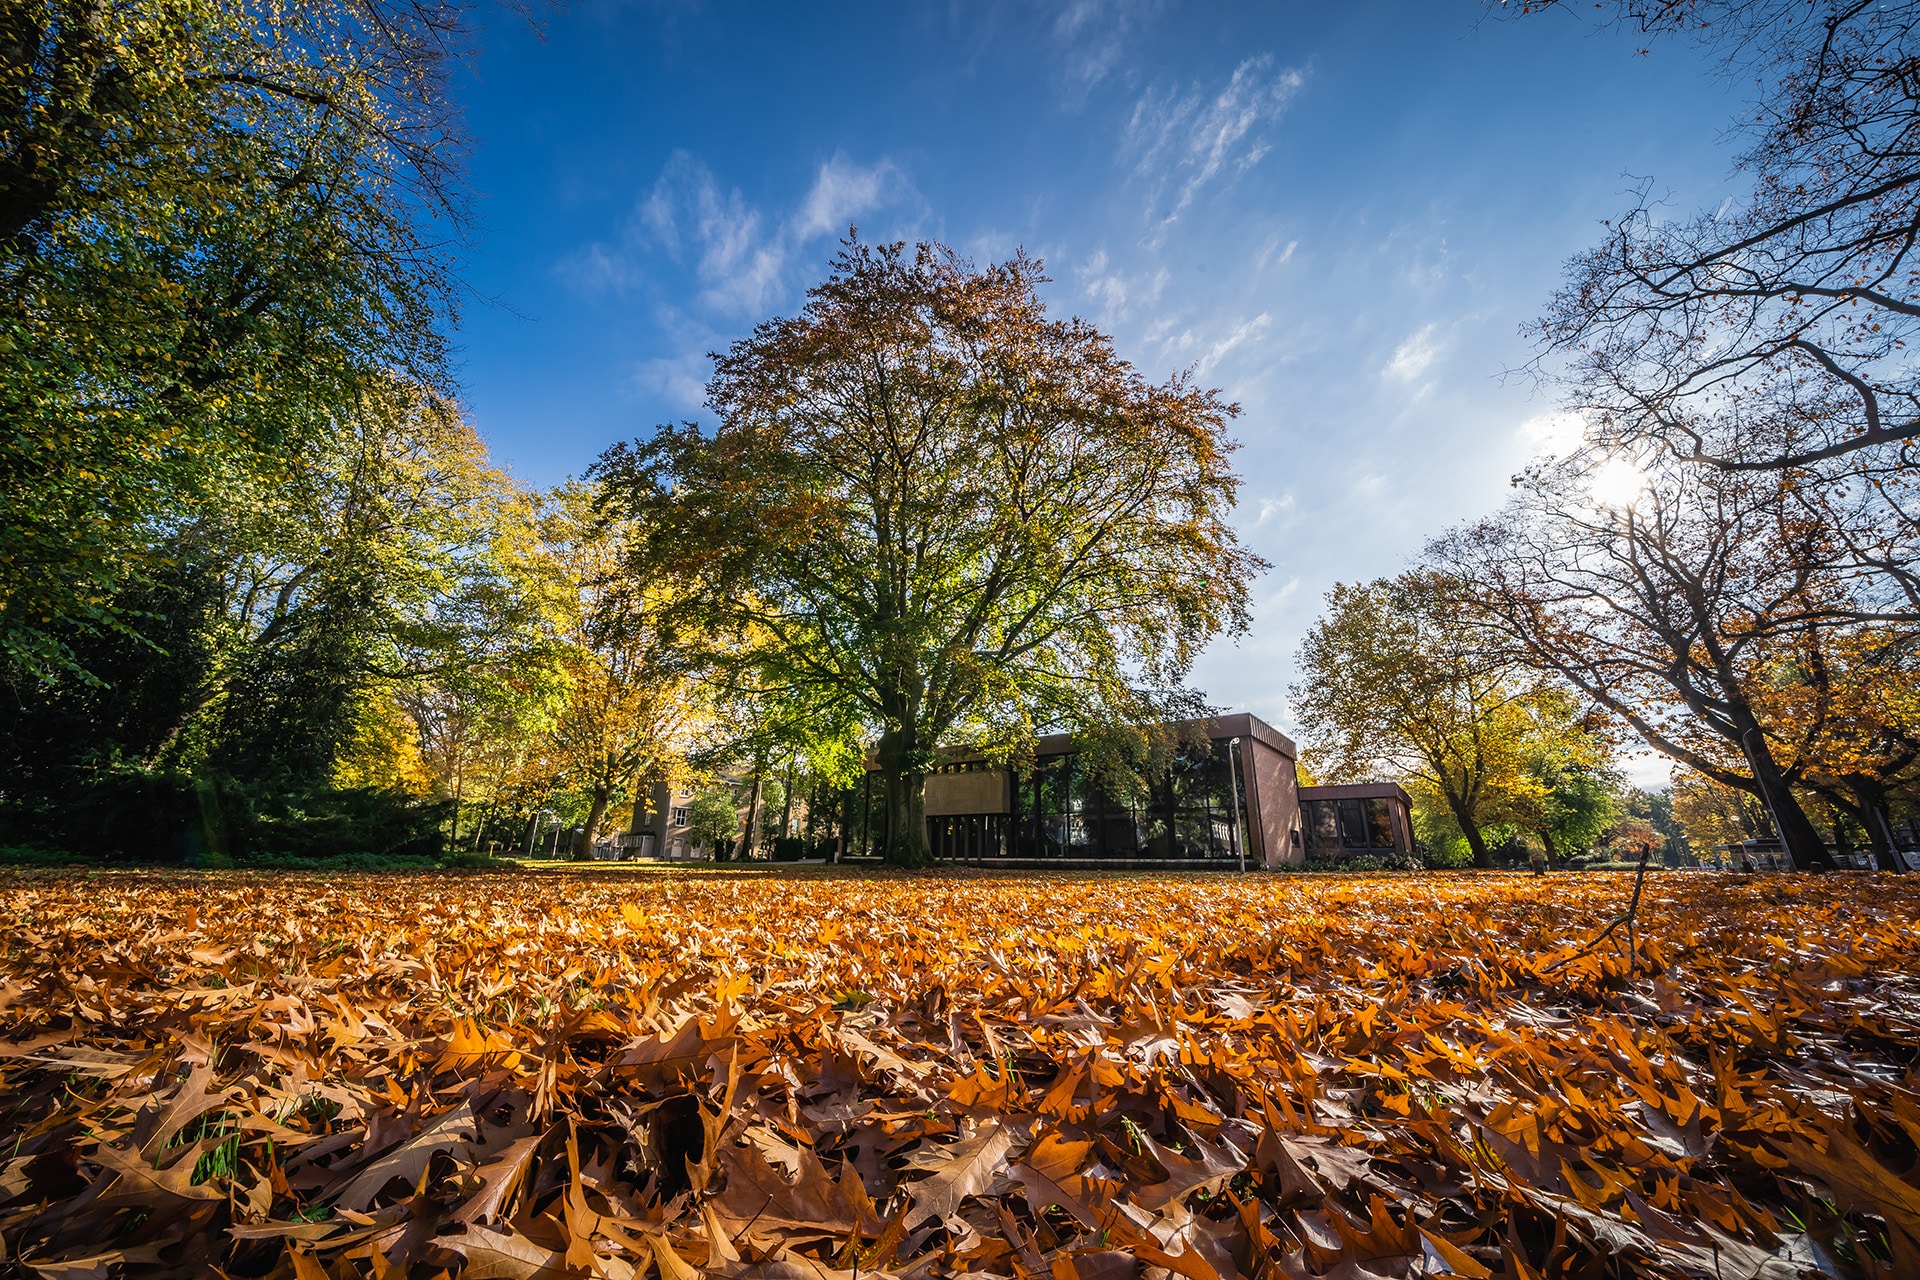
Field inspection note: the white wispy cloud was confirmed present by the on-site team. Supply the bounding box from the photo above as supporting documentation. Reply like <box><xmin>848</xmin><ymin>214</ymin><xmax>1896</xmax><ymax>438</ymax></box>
<box><xmin>559</xmin><ymin>149</ymin><xmax>910</xmax><ymax>317</ymax></box>
<box><xmin>1196</xmin><ymin>311</ymin><xmax>1271</xmax><ymax>375</ymax></box>
<box><xmin>1074</xmin><ymin>247</ymin><xmax>1168</xmax><ymax>322</ymax></box>
<box><xmin>553</xmin><ymin>242</ymin><xmax>637</xmax><ymax>296</ymax></box>
<box><xmin>1123</xmin><ymin>55</ymin><xmax>1306</xmax><ymax>231</ymax></box>
<box><xmin>1254</xmin><ymin>493</ymin><xmax>1295</xmax><ymax>526</ymax></box>
<box><xmin>1383</xmin><ymin>323</ymin><xmax>1439</xmax><ymax>383</ymax></box>
<box><xmin>789</xmin><ymin>154</ymin><xmax>907</xmax><ymax>243</ymax></box>
<box><xmin>1254</xmin><ymin>235</ymin><xmax>1298</xmax><ymax>270</ymax></box>
<box><xmin>1146</xmin><ymin>310</ymin><xmax>1273</xmax><ymax>380</ymax></box>
<box><xmin>633</xmin><ymin>351</ymin><xmax>711</xmax><ymax>411</ymax></box>
<box><xmin>1051</xmin><ymin>0</ymin><xmax>1164</xmax><ymax>98</ymax></box>
<box><xmin>1255</xmin><ymin>576</ymin><xmax>1301</xmax><ymax>618</ymax></box>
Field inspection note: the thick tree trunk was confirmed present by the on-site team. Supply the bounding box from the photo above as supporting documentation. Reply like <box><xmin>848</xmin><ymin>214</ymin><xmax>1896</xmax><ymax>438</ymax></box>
<box><xmin>779</xmin><ymin>760</ymin><xmax>796</xmax><ymax>840</ymax></box>
<box><xmin>1850</xmin><ymin>782</ymin><xmax>1908</xmax><ymax>873</ymax></box>
<box><xmin>877</xmin><ymin>727</ymin><xmax>931</xmax><ymax>866</ymax></box>
<box><xmin>1461</xmin><ymin>820</ymin><xmax>1493</xmax><ymax>870</ymax></box>
<box><xmin>881</xmin><ymin>769</ymin><xmax>930</xmax><ymax>866</ymax></box>
<box><xmin>578</xmin><ymin>785</ymin><xmax>611</xmax><ymax>860</ymax></box>
<box><xmin>1540</xmin><ymin>829</ymin><xmax>1561</xmax><ymax>871</ymax></box>
<box><xmin>1440</xmin><ymin>785</ymin><xmax>1492</xmax><ymax>868</ymax></box>
<box><xmin>1737</xmin><ymin>725</ymin><xmax>1834</xmax><ymax>870</ymax></box>
<box><xmin>742</xmin><ymin>773</ymin><xmax>764</xmax><ymax>860</ymax></box>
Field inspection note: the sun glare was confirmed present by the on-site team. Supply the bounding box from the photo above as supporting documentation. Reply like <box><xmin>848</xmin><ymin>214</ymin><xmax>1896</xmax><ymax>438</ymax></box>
<box><xmin>1588</xmin><ymin>456</ymin><xmax>1647</xmax><ymax>509</ymax></box>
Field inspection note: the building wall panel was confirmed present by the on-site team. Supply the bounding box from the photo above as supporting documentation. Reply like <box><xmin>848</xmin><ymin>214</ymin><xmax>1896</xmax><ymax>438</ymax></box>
<box><xmin>924</xmin><ymin>771</ymin><xmax>1011</xmax><ymax>816</ymax></box>
<box><xmin>1246</xmin><ymin>738</ymin><xmax>1303</xmax><ymax>867</ymax></box>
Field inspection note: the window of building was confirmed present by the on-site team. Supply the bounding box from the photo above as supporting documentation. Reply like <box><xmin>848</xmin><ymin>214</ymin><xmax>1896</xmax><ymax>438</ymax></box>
<box><xmin>1304</xmin><ymin>797</ymin><xmax>1402</xmax><ymax>853</ymax></box>
<box><xmin>1365</xmin><ymin>798</ymin><xmax>1396</xmax><ymax>849</ymax></box>
<box><xmin>670</xmin><ymin>806</ymin><xmax>689</xmax><ymax>828</ymax></box>
<box><xmin>1309</xmin><ymin>800</ymin><xmax>1340</xmax><ymax>849</ymax></box>
<box><xmin>1004</xmin><ymin>740</ymin><xmax>1247</xmax><ymax>861</ymax></box>
<box><xmin>1337</xmin><ymin>799</ymin><xmax>1367</xmax><ymax>848</ymax></box>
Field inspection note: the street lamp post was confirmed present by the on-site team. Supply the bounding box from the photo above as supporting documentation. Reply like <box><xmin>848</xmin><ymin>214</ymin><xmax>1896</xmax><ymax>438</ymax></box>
<box><xmin>526</xmin><ymin>809</ymin><xmax>553</xmax><ymax>859</ymax></box>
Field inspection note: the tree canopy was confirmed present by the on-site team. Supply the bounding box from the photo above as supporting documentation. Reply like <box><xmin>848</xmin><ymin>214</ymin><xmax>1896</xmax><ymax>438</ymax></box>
<box><xmin>597</xmin><ymin>238</ymin><xmax>1263</xmax><ymax>864</ymax></box>
<box><xmin>1431</xmin><ymin>457</ymin><xmax>1863</xmax><ymax>869</ymax></box>
<box><xmin>0</xmin><ymin>0</ymin><xmax>468</xmax><ymax>680</ymax></box>
<box><xmin>1291</xmin><ymin>571</ymin><xmax>1614</xmax><ymax>868</ymax></box>
<box><xmin>1529</xmin><ymin>1</ymin><xmax>1920</xmax><ymax>477</ymax></box>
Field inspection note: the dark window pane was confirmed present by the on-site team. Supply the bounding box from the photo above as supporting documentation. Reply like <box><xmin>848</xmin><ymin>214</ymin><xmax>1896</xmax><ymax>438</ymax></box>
<box><xmin>1198</xmin><ymin>744</ymin><xmax>1232</xmax><ymax>814</ymax></box>
<box><xmin>1365</xmin><ymin>798</ymin><xmax>1395</xmax><ymax>848</ymax></box>
<box><xmin>1099</xmin><ymin>812</ymin><xmax>1140</xmax><ymax>856</ymax></box>
<box><xmin>1174</xmin><ymin>812</ymin><xmax>1210</xmax><ymax>858</ymax></box>
<box><xmin>1338</xmin><ymin>799</ymin><xmax>1367</xmax><ymax>848</ymax></box>
<box><xmin>1310</xmin><ymin>801</ymin><xmax>1340</xmax><ymax>849</ymax></box>
<box><xmin>1037</xmin><ymin>756</ymin><xmax>1071</xmax><ymax>819</ymax></box>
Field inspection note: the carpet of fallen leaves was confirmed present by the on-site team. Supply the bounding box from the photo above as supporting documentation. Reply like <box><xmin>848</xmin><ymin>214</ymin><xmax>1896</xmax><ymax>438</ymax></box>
<box><xmin>2</xmin><ymin>869</ymin><xmax>1918</xmax><ymax>1280</ymax></box>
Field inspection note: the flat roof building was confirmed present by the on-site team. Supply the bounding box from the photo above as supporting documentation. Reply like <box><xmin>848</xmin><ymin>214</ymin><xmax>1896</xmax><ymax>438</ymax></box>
<box><xmin>849</xmin><ymin>712</ymin><xmax>1414</xmax><ymax>869</ymax></box>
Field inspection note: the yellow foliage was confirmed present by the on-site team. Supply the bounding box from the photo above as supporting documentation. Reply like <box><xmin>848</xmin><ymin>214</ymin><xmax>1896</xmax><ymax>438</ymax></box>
<box><xmin>333</xmin><ymin>691</ymin><xmax>434</xmax><ymax>795</ymax></box>
<box><xmin>1671</xmin><ymin>771</ymin><xmax>1770</xmax><ymax>859</ymax></box>
<box><xmin>4</xmin><ymin>868</ymin><xmax>1918</xmax><ymax>1275</ymax></box>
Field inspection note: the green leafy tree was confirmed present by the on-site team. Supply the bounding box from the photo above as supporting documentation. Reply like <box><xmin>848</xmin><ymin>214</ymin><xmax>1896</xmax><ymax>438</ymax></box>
<box><xmin>685</xmin><ymin>787</ymin><xmax>742</xmax><ymax>858</ymax></box>
<box><xmin>1292</xmin><ymin>572</ymin><xmax>1548</xmax><ymax>869</ymax></box>
<box><xmin>1</xmin><ymin>381</ymin><xmax>551</xmax><ymax>858</ymax></box>
<box><xmin>597</xmin><ymin>238</ymin><xmax>1263</xmax><ymax>865</ymax></box>
<box><xmin>0</xmin><ymin>0</ymin><xmax>467</xmax><ymax>679</ymax></box>
<box><xmin>1509</xmin><ymin>689</ymin><xmax>1622</xmax><ymax>867</ymax></box>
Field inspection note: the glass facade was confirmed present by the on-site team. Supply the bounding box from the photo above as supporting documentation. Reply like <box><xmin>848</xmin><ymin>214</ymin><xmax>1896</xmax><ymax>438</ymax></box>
<box><xmin>957</xmin><ymin>740</ymin><xmax>1248</xmax><ymax>862</ymax></box>
<box><xmin>1303</xmin><ymin>796</ymin><xmax>1401</xmax><ymax>853</ymax></box>
<box><xmin>852</xmin><ymin>740</ymin><xmax>1254</xmax><ymax>862</ymax></box>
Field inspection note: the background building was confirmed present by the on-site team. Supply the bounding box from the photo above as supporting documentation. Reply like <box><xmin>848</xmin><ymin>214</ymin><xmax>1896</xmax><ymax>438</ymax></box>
<box><xmin>618</xmin><ymin>712</ymin><xmax>1415</xmax><ymax>867</ymax></box>
<box><xmin>1298</xmin><ymin>782</ymin><xmax>1416</xmax><ymax>860</ymax></box>
<box><xmin>846</xmin><ymin>712</ymin><xmax>1411</xmax><ymax>868</ymax></box>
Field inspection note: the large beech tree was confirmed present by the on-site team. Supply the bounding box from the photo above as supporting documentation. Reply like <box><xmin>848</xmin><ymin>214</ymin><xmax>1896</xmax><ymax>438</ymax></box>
<box><xmin>596</xmin><ymin>239</ymin><xmax>1261</xmax><ymax>865</ymax></box>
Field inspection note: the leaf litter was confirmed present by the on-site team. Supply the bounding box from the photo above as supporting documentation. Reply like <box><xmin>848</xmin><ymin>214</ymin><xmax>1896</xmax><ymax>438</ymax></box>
<box><xmin>0</xmin><ymin>868</ymin><xmax>1916</xmax><ymax>1279</ymax></box>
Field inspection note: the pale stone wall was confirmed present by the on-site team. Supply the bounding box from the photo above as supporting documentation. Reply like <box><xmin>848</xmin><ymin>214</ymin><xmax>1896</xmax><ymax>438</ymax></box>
<box><xmin>924</xmin><ymin>770</ymin><xmax>1011</xmax><ymax>816</ymax></box>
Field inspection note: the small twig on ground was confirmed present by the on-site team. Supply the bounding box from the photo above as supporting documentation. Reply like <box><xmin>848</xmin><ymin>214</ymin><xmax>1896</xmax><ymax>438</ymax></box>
<box><xmin>1542</xmin><ymin>851</ymin><xmax>1651</xmax><ymax>975</ymax></box>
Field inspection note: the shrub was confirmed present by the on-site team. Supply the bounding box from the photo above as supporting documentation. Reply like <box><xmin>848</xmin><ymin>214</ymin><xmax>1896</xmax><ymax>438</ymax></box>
<box><xmin>0</xmin><ymin>768</ymin><xmax>453</xmax><ymax>864</ymax></box>
<box><xmin>769</xmin><ymin>836</ymin><xmax>827</xmax><ymax>862</ymax></box>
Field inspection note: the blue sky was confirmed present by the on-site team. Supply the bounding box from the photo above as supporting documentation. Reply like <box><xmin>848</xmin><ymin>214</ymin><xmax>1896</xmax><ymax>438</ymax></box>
<box><xmin>451</xmin><ymin>1</ymin><xmax>1740</xmax><ymax>749</ymax></box>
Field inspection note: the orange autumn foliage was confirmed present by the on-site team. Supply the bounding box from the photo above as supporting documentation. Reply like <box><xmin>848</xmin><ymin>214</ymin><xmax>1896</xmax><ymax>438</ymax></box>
<box><xmin>1</xmin><ymin>868</ymin><xmax>1917</xmax><ymax>1279</ymax></box>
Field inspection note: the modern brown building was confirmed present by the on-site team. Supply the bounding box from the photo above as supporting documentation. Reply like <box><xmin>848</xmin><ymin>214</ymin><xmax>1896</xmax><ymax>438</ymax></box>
<box><xmin>616</xmin><ymin>711</ymin><xmax>1417</xmax><ymax>868</ymax></box>
<box><xmin>1297</xmin><ymin>781</ymin><xmax>1416</xmax><ymax>859</ymax></box>
<box><xmin>848</xmin><ymin>712</ymin><xmax>1415</xmax><ymax>869</ymax></box>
